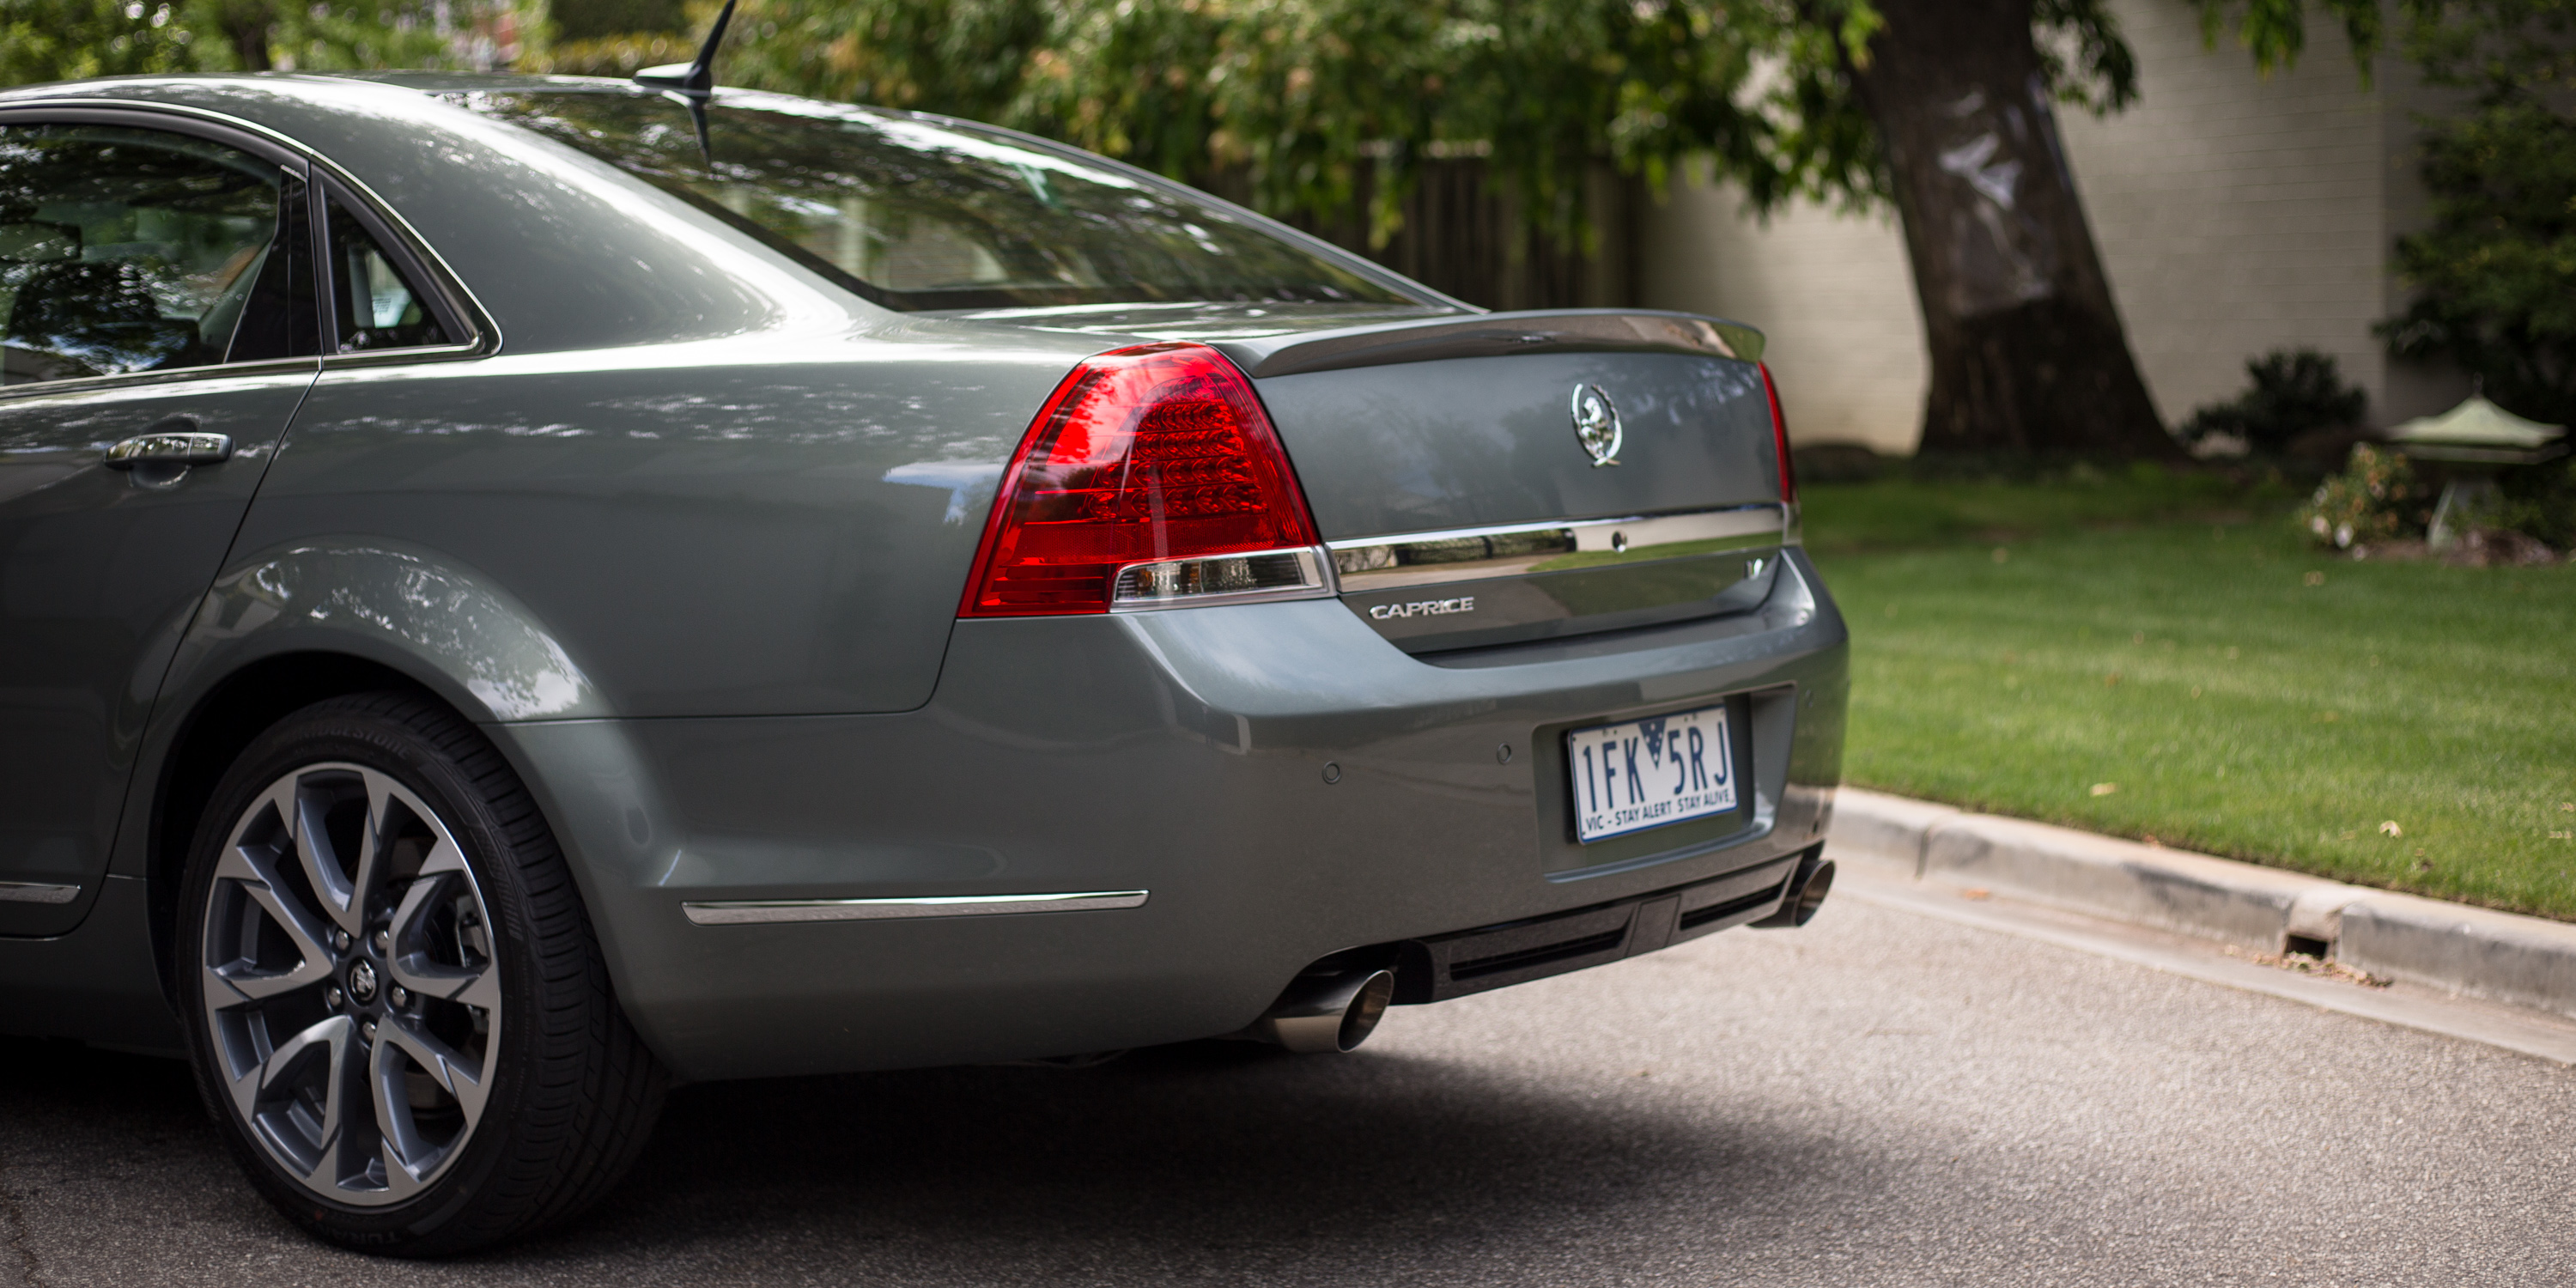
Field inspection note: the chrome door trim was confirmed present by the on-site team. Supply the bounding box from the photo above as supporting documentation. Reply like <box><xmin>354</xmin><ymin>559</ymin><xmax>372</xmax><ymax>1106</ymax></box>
<box><xmin>0</xmin><ymin>881</ymin><xmax>80</xmax><ymax>904</ymax></box>
<box><xmin>0</xmin><ymin>355</ymin><xmax>321</xmax><ymax>407</ymax></box>
<box><xmin>683</xmin><ymin>889</ymin><xmax>1151</xmax><ymax>926</ymax></box>
<box><xmin>1328</xmin><ymin>503</ymin><xmax>1785</xmax><ymax>592</ymax></box>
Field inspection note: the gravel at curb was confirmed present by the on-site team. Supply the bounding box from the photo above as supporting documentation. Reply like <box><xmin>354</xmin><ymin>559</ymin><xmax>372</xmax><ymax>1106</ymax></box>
<box><xmin>1826</xmin><ymin>787</ymin><xmax>2576</xmax><ymax>1024</ymax></box>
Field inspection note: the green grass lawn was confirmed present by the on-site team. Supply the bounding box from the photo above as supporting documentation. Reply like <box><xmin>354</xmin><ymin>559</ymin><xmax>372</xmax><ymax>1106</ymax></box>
<box><xmin>1805</xmin><ymin>471</ymin><xmax>2576</xmax><ymax>920</ymax></box>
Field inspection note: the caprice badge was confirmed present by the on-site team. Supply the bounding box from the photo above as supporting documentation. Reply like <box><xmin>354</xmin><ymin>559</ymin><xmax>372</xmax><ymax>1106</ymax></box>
<box><xmin>1570</xmin><ymin>383</ymin><xmax>1622</xmax><ymax>467</ymax></box>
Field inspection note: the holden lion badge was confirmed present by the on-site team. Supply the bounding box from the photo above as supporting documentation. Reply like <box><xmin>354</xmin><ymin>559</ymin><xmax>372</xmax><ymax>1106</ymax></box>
<box><xmin>1570</xmin><ymin>383</ymin><xmax>1621</xmax><ymax>467</ymax></box>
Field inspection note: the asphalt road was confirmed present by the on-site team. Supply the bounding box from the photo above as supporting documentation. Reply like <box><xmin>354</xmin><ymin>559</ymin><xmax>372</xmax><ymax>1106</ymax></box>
<box><xmin>7</xmin><ymin>881</ymin><xmax>2573</xmax><ymax>1286</ymax></box>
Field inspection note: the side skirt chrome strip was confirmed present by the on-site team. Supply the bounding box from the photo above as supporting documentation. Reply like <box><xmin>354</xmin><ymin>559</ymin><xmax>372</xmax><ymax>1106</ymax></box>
<box><xmin>683</xmin><ymin>890</ymin><xmax>1150</xmax><ymax>926</ymax></box>
<box><xmin>0</xmin><ymin>881</ymin><xmax>81</xmax><ymax>905</ymax></box>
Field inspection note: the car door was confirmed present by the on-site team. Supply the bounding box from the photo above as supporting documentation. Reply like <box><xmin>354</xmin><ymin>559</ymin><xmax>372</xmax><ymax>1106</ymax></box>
<box><xmin>0</xmin><ymin>109</ymin><xmax>319</xmax><ymax>936</ymax></box>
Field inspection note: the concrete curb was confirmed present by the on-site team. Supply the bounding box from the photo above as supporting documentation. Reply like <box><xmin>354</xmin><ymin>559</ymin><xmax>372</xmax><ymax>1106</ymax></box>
<box><xmin>1827</xmin><ymin>787</ymin><xmax>2576</xmax><ymax>1023</ymax></box>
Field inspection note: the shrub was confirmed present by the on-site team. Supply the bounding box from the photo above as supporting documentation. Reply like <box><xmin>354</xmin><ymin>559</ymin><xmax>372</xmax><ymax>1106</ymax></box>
<box><xmin>2496</xmin><ymin>458</ymin><xmax>2576</xmax><ymax>550</ymax></box>
<box><xmin>2181</xmin><ymin>349</ymin><xmax>2369</xmax><ymax>455</ymax></box>
<box><xmin>2377</xmin><ymin>3</ymin><xmax>2576</xmax><ymax>428</ymax></box>
<box><xmin>2300</xmin><ymin>443</ymin><xmax>2424</xmax><ymax>550</ymax></box>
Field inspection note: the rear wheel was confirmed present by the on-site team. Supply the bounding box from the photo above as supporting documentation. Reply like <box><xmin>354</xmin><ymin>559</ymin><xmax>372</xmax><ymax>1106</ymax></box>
<box><xmin>177</xmin><ymin>692</ymin><xmax>664</xmax><ymax>1255</ymax></box>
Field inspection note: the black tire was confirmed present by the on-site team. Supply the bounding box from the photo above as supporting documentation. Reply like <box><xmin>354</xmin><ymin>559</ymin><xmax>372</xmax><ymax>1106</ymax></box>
<box><xmin>176</xmin><ymin>690</ymin><xmax>665</xmax><ymax>1255</ymax></box>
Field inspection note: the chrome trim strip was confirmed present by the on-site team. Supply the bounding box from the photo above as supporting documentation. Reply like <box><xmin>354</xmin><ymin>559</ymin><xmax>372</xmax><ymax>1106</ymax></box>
<box><xmin>0</xmin><ymin>881</ymin><xmax>80</xmax><ymax>905</ymax></box>
<box><xmin>683</xmin><ymin>889</ymin><xmax>1150</xmax><ymax>926</ymax></box>
<box><xmin>0</xmin><ymin>355</ymin><xmax>320</xmax><ymax>406</ymax></box>
<box><xmin>1329</xmin><ymin>505</ymin><xmax>1784</xmax><ymax>592</ymax></box>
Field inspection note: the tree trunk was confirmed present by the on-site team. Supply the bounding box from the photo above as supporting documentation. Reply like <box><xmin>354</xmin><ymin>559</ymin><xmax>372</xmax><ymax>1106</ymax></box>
<box><xmin>216</xmin><ymin>0</ymin><xmax>274</xmax><ymax>71</ymax></box>
<box><xmin>1845</xmin><ymin>0</ymin><xmax>2184</xmax><ymax>459</ymax></box>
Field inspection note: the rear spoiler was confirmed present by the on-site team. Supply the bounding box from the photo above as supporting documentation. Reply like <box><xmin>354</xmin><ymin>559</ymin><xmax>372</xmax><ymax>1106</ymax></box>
<box><xmin>1212</xmin><ymin>308</ymin><xmax>1765</xmax><ymax>380</ymax></box>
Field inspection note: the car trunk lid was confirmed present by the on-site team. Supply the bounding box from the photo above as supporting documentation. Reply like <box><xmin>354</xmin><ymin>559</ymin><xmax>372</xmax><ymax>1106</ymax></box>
<box><xmin>1225</xmin><ymin>310</ymin><xmax>1789</xmax><ymax>653</ymax></box>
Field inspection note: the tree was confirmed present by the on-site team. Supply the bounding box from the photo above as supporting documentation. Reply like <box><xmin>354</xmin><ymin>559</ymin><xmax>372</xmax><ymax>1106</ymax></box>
<box><xmin>1</xmin><ymin>0</ymin><xmax>2436</xmax><ymax>461</ymax></box>
<box><xmin>698</xmin><ymin>0</ymin><xmax>2415</xmax><ymax>459</ymax></box>
<box><xmin>0</xmin><ymin>0</ymin><xmax>463</xmax><ymax>83</ymax></box>
<box><xmin>0</xmin><ymin>0</ymin><xmax>207</xmax><ymax>84</ymax></box>
<box><xmin>2376</xmin><ymin>0</ymin><xmax>2576</xmax><ymax>426</ymax></box>
<box><xmin>1841</xmin><ymin>0</ymin><xmax>2175</xmax><ymax>457</ymax></box>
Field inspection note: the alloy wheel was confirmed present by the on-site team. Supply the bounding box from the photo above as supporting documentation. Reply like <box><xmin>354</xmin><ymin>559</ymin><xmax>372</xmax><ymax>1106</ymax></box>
<box><xmin>197</xmin><ymin>762</ymin><xmax>501</xmax><ymax>1206</ymax></box>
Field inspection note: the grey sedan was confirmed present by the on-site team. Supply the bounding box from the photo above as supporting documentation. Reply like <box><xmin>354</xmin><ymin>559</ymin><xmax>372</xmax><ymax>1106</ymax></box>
<box><xmin>0</xmin><ymin>62</ymin><xmax>1846</xmax><ymax>1255</ymax></box>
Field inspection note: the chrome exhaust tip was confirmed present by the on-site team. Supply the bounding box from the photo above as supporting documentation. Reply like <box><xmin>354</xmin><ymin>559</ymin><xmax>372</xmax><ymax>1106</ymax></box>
<box><xmin>1250</xmin><ymin>969</ymin><xmax>1396</xmax><ymax>1053</ymax></box>
<box><xmin>1751</xmin><ymin>854</ymin><xmax>1835</xmax><ymax>928</ymax></box>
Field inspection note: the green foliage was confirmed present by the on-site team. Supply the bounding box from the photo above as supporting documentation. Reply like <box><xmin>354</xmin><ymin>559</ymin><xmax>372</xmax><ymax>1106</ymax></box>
<box><xmin>0</xmin><ymin>0</ymin><xmax>481</xmax><ymax>87</ymax></box>
<box><xmin>2376</xmin><ymin>0</ymin><xmax>2576</xmax><ymax>427</ymax></box>
<box><xmin>2298</xmin><ymin>443</ymin><xmax>2424</xmax><ymax>549</ymax></box>
<box><xmin>2192</xmin><ymin>0</ymin><xmax>2384</xmax><ymax>82</ymax></box>
<box><xmin>530</xmin><ymin>29</ymin><xmax>693</xmax><ymax>76</ymax></box>
<box><xmin>681</xmin><ymin>0</ymin><xmax>2160</xmax><ymax>251</ymax></box>
<box><xmin>2183</xmin><ymin>348</ymin><xmax>2369</xmax><ymax>454</ymax></box>
<box><xmin>2497</xmin><ymin>457</ymin><xmax>2576</xmax><ymax>550</ymax></box>
<box><xmin>0</xmin><ymin>0</ymin><xmax>210</xmax><ymax>84</ymax></box>
<box><xmin>550</xmin><ymin>0</ymin><xmax>679</xmax><ymax>42</ymax></box>
<box><xmin>264</xmin><ymin>0</ymin><xmax>456</xmax><ymax>71</ymax></box>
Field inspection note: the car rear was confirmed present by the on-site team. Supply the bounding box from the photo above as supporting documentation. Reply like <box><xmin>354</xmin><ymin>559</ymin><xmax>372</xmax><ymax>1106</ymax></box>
<box><xmin>575</xmin><ymin>298</ymin><xmax>1850</xmax><ymax>1075</ymax></box>
<box><xmin>225</xmin><ymin>76</ymin><xmax>1849</xmax><ymax>1077</ymax></box>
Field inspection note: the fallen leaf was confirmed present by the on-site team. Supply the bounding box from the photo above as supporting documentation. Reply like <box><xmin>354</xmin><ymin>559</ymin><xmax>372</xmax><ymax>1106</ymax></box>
<box><xmin>2304</xmin><ymin>570</ymin><xmax>2326</xmax><ymax>586</ymax></box>
<box><xmin>1958</xmin><ymin>888</ymin><xmax>1990</xmax><ymax>901</ymax></box>
<box><xmin>2103</xmin><ymin>673</ymin><xmax>2123</xmax><ymax>687</ymax></box>
<box><xmin>2090</xmin><ymin>782</ymin><xmax>2118</xmax><ymax>796</ymax></box>
<box><xmin>2379</xmin><ymin>819</ymin><xmax>2403</xmax><ymax>837</ymax></box>
<box><xmin>1992</xmin><ymin>547</ymin><xmax>2010</xmax><ymax>564</ymax></box>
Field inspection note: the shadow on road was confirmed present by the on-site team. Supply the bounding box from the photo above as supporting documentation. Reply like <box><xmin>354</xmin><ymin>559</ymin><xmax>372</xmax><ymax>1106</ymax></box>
<box><xmin>3</xmin><ymin>1032</ymin><xmax>1839</xmax><ymax>1277</ymax></box>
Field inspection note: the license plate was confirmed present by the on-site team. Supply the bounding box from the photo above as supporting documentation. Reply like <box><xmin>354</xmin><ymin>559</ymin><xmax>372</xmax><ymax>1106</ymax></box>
<box><xmin>1565</xmin><ymin>704</ymin><xmax>1737</xmax><ymax>842</ymax></box>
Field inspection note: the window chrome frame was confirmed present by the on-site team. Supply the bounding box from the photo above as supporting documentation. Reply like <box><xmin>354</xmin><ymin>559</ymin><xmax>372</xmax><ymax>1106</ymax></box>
<box><xmin>0</xmin><ymin>96</ymin><xmax>500</xmax><ymax>402</ymax></box>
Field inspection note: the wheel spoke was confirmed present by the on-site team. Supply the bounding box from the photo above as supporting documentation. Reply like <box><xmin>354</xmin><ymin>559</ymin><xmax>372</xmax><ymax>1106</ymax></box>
<box><xmin>291</xmin><ymin>775</ymin><xmax>366</xmax><ymax>938</ymax></box>
<box><xmin>204</xmin><ymin>804</ymin><xmax>337</xmax><ymax>1010</ymax></box>
<box><xmin>206</xmin><ymin>951</ymin><xmax>330</xmax><ymax>1007</ymax></box>
<box><xmin>369</xmin><ymin>1029</ymin><xmax>435</xmax><ymax>1195</ymax></box>
<box><xmin>348</xmin><ymin>769</ymin><xmax>401</xmax><ymax>918</ymax></box>
<box><xmin>385</xmin><ymin>852</ymin><xmax>499</xmax><ymax>1011</ymax></box>
<box><xmin>378</xmin><ymin>1012</ymin><xmax>489</xmax><ymax>1121</ymax></box>
<box><xmin>239</xmin><ymin>1013</ymin><xmax>353</xmax><ymax>1133</ymax></box>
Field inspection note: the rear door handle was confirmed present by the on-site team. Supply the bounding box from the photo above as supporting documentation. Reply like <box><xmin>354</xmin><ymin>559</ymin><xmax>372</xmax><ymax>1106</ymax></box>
<box><xmin>105</xmin><ymin>418</ymin><xmax>234</xmax><ymax>470</ymax></box>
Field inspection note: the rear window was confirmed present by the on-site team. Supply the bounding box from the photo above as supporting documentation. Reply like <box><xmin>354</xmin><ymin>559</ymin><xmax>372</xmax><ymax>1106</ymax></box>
<box><xmin>453</xmin><ymin>88</ymin><xmax>1418</xmax><ymax>313</ymax></box>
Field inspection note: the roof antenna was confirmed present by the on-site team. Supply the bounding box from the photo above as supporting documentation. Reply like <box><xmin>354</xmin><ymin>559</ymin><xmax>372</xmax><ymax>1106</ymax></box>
<box><xmin>634</xmin><ymin>0</ymin><xmax>738</xmax><ymax>164</ymax></box>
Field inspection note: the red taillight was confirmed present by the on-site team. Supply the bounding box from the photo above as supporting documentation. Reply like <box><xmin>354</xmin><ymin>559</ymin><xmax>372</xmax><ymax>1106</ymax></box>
<box><xmin>1759</xmin><ymin>361</ymin><xmax>1796</xmax><ymax>505</ymax></box>
<box><xmin>960</xmin><ymin>343</ymin><xmax>1322</xmax><ymax>617</ymax></box>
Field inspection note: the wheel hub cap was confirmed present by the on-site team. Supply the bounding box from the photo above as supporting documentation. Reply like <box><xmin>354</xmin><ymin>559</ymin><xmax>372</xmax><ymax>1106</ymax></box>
<box><xmin>345</xmin><ymin>958</ymin><xmax>380</xmax><ymax>1005</ymax></box>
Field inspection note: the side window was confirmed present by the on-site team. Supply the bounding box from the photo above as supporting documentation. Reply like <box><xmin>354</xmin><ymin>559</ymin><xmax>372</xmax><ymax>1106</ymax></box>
<box><xmin>0</xmin><ymin>124</ymin><xmax>309</xmax><ymax>385</ymax></box>
<box><xmin>325</xmin><ymin>197</ymin><xmax>452</xmax><ymax>352</ymax></box>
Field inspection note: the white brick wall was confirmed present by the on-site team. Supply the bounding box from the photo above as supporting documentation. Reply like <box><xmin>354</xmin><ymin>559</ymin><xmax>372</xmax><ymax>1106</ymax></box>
<box><xmin>1635</xmin><ymin>165</ymin><xmax>1928</xmax><ymax>456</ymax></box>
<box><xmin>1634</xmin><ymin>0</ymin><xmax>2471</xmax><ymax>453</ymax></box>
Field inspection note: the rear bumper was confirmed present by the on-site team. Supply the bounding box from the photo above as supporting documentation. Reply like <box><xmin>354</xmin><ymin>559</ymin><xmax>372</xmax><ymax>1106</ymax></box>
<box><xmin>494</xmin><ymin>550</ymin><xmax>1849</xmax><ymax>1081</ymax></box>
